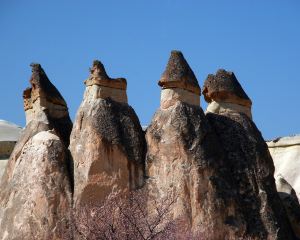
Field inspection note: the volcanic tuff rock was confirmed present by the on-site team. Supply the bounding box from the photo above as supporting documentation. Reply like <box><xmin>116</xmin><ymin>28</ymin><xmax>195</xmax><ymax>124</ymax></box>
<box><xmin>203</xmin><ymin>69</ymin><xmax>252</xmax><ymax>119</ymax></box>
<box><xmin>146</xmin><ymin>51</ymin><xmax>240</xmax><ymax>238</ymax></box>
<box><xmin>0</xmin><ymin>64</ymin><xmax>72</xmax><ymax>240</ymax></box>
<box><xmin>204</xmin><ymin>72</ymin><xmax>295</xmax><ymax>239</ymax></box>
<box><xmin>70</xmin><ymin>60</ymin><xmax>145</xmax><ymax>207</ymax></box>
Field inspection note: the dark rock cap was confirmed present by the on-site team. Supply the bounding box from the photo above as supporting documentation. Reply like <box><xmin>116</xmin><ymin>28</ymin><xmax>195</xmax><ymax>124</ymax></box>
<box><xmin>84</xmin><ymin>60</ymin><xmax>127</xmax><ymax>90</ymax></box>
<box><xmin>28</xmin><ymin>63</ymin><xmax>67</xmax><ymax>107</ymax></box>
<box><xmin>158</xmin><ymin>50</ymin><xmax>201</xmax><ymax>95</ymax></box>
<box><xmin>202</xmin><ymin>69</ymin><xmax>252</xmax><ymax>107</ymax></box>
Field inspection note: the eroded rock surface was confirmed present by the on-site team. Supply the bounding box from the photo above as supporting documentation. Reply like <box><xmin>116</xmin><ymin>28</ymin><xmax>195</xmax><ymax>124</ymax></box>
<box><xmin>0</xmin><ymin>64</ymin><xmax>72</xmax><ymax>240</ymax></box>
<box><xmin>70</xmin><ymin>60</ymin><xmax>145</xmax><ymax>207</ymax></box>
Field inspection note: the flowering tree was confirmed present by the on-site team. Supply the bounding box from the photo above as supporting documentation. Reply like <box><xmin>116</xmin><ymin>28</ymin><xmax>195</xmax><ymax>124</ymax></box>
<box><xmin>73</xmin><ymin>189</ymin><xmax>177</xmax><ymax>240</ymax></box>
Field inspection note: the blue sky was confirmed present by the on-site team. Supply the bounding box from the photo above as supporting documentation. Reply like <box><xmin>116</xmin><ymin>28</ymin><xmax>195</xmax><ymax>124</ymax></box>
<box><xmin>0</xmin><ymin>0</ymin><xmax>299</xmax><ymax>139</ymax></box>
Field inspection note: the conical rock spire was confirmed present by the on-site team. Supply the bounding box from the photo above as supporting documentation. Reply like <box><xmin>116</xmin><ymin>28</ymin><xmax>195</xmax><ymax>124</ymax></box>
<box><xmin>159</xmin><ymin>50</ymin><xmax>200</xmax><ymax>95</ymax></box>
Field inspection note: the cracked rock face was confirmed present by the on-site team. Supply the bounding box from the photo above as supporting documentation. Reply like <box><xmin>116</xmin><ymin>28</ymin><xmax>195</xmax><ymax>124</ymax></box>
<box><xmin>203</xmin><ymin>69</ymin><xmax>252</xmax><ymax>119</ymax></box>
<box><xmin>70</xmin><ymin>60</ymin><xmax>145</xmax><ymax>207</ymax></box>
<box><xmin>0</xmin><ymin>64</ymin><xmax>72</xmax><ymax>240</ymax></box>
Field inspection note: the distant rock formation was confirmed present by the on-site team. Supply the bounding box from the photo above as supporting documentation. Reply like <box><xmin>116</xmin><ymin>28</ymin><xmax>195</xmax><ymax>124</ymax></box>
<box><xmin>0</xmin><ymin>120</ymin><xmax>22</xmax><ymax>178</ymax></box>
<box><xmin>146</xmin><ymin>51</ymin><xmax>237</xmax><ymax>238</ymax></box>
<box><xmin>70</xmin><ymin>60</ymin><xmax>145</xmax><ymax>207</ymax></box>
<box><xmin>203</xmin><ymin>69</ymin><xmax>252</xmax><ymax>119</ymax></box>
<box><xmin>267</xmin><ymin>135</ymin><xmax>300</xmax><ymax>199</ymax></box>
<box><xmin>203</xmin><ymin>69</ymin><xmax>295</xmax><ymax>239</ymax></box>
<box><xmin>0</xmin><ymin>64</ymin><xmax>72</xmax><ymax>239</ymax></box>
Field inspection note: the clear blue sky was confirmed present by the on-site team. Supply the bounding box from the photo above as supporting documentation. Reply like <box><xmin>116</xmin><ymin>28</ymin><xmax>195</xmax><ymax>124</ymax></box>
<box><xmin>1</xmin><ymin>1</ymin><xmax>299</xmax><ymax>140</ymax></box>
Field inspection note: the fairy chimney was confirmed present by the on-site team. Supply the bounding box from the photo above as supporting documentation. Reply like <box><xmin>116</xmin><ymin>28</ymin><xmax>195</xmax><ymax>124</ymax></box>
<box><xmin>70</xmin><ymin>60</ymin><xmax>145</xmax><ymax>207</ymax></box>
<box><xmin>203</xmin><ymin>70</ymin><xmax>295</xmax><ymax>239</ymax></box>
<box><xmin>0</xmin><ymin>64</ymin><xmax>73</xmax><ymax>239</ymax></box>
<box><xmin>159</xmin><ymin>51</ymin><xmax>200</xmax><ymax>108</ymax></box>
<box><xmin>146</xmin><ymin>51</ymin><xmax>239</xmax><ymax>237</ymax></box>
<box><xmin>202</xmin><ymin>69</ymin><xmax>252</xmax><ymax>118</ymax></box>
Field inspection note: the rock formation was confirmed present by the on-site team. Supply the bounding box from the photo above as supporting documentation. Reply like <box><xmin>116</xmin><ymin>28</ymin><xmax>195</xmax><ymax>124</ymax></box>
<box><xmin>146</xmin><ymin>51</ymin><xmax>239</xmax><ymax>238</ymax></box>
<box><xmin>0</xmin><ymin>64</ymin><xmax>72</xmax><ymax>240</ymax></box>
<box><xmin>267</xmin><ymin>135</ymin><xmax>300</xmax><ymax>199</ymax></box>
<box><xmin>70</xmin><ymin>60</ymin><xmax>145</xmax><ymax>207</ymax></box>
<box><xmin>0</xmin><ymin>120</ymin><xmax>22</xmax><ymax>178</ymax></box>
<box><xmin>202</xmin><ymin>69</ymin><xmax>252</xmax><ymax>118</ymax></box>
<box><xmin>203</xmin><ymin>69</ymin><xmax>295</xmax><ymax>239</ymax></box>
<box><xmin>0</xmin><ymin>57</ymin><xmax>299</xmax><ymax>239</ymax></box>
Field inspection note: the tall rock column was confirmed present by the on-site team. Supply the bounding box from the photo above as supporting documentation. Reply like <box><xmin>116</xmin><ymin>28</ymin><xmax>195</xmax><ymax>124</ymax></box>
<box><xmin>70</xmin><ymin>60</ymin><xmax>145</xmax><ymax>207</ymax></box>
<box><xmin>203</xmin><ymin>69</ymin><xmax>295</xmax><ymax>239</ymax></box>
<box><xmin>146</xmin><ymin>51</ymin><xmax>239</xmax><ymax>238</ymax></box>
<box><xmin>0</xmin><ymin>64</ymin><xmax>73</xmax><ymax>240</ymax></box>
